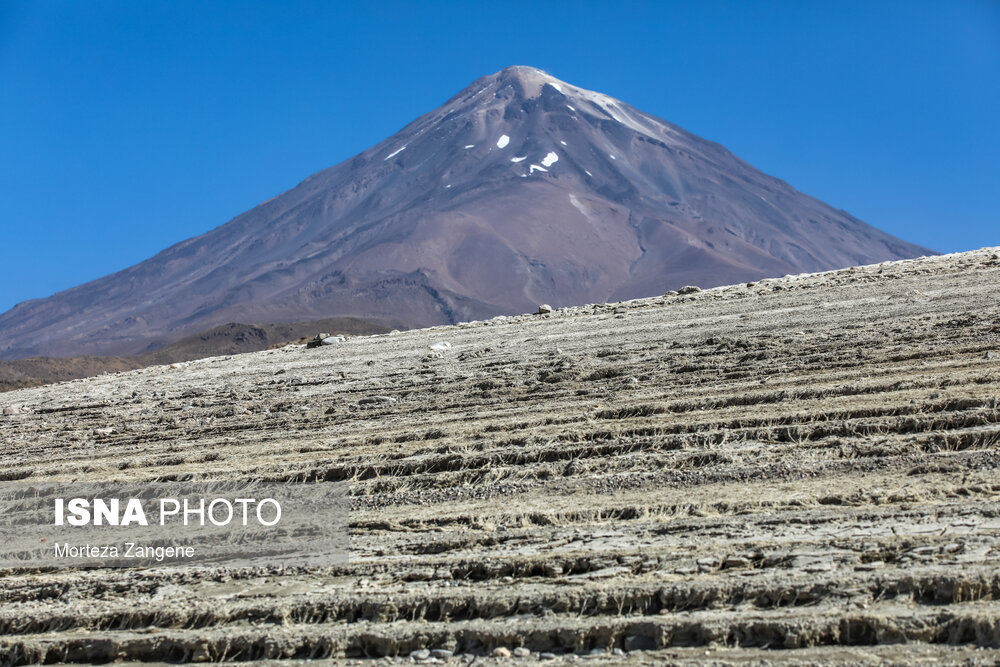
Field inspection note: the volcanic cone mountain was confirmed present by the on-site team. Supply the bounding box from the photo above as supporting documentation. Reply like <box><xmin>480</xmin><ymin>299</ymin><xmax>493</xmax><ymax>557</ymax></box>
<box><xmin>0</xmin><ymin>66</ymin><xmax>932</xmax><ymax>359</ymax></box>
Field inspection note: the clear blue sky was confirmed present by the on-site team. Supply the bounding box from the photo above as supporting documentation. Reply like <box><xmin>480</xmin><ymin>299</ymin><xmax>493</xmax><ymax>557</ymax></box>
<box><xmin>1</xmin><ymin>1</ymin><xmax>997</xmax><ymax>314</ymax></box>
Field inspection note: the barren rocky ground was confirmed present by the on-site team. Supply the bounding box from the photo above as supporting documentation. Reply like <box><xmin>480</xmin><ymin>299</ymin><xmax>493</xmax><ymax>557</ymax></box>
<box><xmin>1</xmin><ymin>248</ymin><xmax>999</xmax><ymax>665</ymax></box>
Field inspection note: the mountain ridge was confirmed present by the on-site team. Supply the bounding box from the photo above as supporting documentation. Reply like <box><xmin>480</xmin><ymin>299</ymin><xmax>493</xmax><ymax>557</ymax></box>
<box><xmin>0</xmin><ymin>66</ymin><xmax>933</xmax><ymax>359</ymax></box>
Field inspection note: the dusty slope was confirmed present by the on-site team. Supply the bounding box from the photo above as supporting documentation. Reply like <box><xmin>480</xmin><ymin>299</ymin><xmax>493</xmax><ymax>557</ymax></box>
<box><xmin>0</xmin><ymin>66</ymin><xmax>933</xmax><ymax>360</ymax></box>
<box><xmin>0</xmin><ymin>248</ymin><xmax>999</xmax><ymax>664</ymax></box>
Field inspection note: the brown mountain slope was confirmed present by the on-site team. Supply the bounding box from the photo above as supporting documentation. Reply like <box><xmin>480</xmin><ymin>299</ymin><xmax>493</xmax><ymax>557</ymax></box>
<box><xmin>0</xmin><ymin>317</ymin><xmax>387</xmax><ymax>392</ymax></box>
<box><xmin>0</xmin><ymin>66</ymin><xmax>933</xmax><ymax>359</ymax></box>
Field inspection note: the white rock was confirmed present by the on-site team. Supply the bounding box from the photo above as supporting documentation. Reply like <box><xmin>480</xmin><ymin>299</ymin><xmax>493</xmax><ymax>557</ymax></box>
<box><xmin>428</xmin><ymin>341</ymin><xmax>452</xmax><ymax>351</ymax></box>
<box><xmin>321</xmin><ymin>336</ymin><xmax>346</xmax><ymax>345</ymax></box>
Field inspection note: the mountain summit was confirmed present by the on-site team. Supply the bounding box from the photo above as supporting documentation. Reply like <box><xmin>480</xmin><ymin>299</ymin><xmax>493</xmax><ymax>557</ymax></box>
<box><xmin>0</xmin><ymin>66</ymin><xmax>932</xmax><ymax>358</ymax></box>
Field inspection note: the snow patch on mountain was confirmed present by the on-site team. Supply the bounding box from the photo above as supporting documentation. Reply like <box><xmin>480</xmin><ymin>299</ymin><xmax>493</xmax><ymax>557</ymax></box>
<box><xmin>568</xmin><ymin>193</ymin><xmax>592</xmax><ymax>219</ymax></box>
<box><xmin>384</xmin><ymin>146</ymin><xmax>407</xmax><ymax>160</ymax></box>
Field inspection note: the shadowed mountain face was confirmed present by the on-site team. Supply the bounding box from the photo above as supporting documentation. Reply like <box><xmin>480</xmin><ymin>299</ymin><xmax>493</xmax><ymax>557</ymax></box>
<box><xmin>0</xmin><ymin>66</ymin><xmax>933</xmax><ymax>359</ymax></box>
